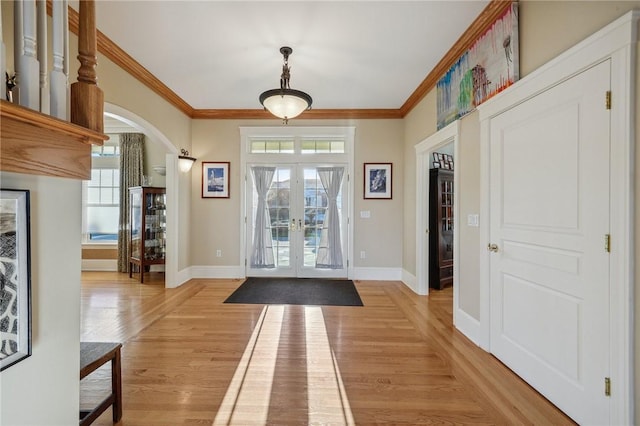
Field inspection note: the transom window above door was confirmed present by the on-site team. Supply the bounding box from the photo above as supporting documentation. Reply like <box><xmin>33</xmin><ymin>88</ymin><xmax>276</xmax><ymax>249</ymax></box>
<box><xmin>248</xmin><ymin>137</ymin><xmax>346</xmax><ymax>155</ymax></box>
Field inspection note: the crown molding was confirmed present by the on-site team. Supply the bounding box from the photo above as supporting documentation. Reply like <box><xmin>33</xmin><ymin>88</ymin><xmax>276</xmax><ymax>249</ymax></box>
<box><xmin>192</xmin><ymin>108</ymin><xmax>403</xmax><ymax>120</ymax></box>
<box><xmin>57</xmin><ymin>0</ymin><xmax>510</xmax><ymax>120</ymax></box>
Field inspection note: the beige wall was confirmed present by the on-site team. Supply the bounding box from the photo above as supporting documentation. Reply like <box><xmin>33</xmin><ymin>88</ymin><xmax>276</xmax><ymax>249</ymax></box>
<box><xmin>94</xmin><ymin>55</ymin><xmax>192</xmax><ymax>151</ymax></box>
<box><xmin>0</xmin><ymin>173</ymin><xmax>82</xmax><ymax>426</ymax></box>
<box><xmin>457</xmin><ymin>111</ymin><xmax>481</xmax><ymax>319</ymax></box>
<box><xmin>354</xmin><ymin>120</ymin><xmax>405</xmax><ymax>269</ymax></box>
<box><xmin>190</xmin><ymin>118</ymin><xmax>405</xmax><ymax>270</ymax></box>
<box><xmin>402</xmin><ymin>90</ymin><xmax>437</xmax><ymax>277</ymax></box>
<box><xmin>144</xmin><ymin>136</ymin><xmax>169</xmax><ymax>188</ymax></box>
<box><xmin>518</xmin><ymin>1</ymin><xmax>639</xmax><ymax>76</ymax></box>
<box><xmin>190</xmin><ymin>120</ymin><xmax>244</xmax><ymax>266</ymax></box>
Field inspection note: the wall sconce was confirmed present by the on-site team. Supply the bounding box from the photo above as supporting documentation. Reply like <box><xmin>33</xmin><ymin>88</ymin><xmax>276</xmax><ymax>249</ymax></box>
<box><xmin>178</xmin><ymin>149</ymin><xmax>196</xmax><ymax>173</ymax></box>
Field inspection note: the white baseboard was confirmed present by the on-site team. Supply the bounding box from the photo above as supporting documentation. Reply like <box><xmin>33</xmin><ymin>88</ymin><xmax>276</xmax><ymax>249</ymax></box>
<box><xmin>352</xmin><ymin>267</ymin><xmax>402</xmax><ymax>281</ymax></box>
<box><xmin>189</xmin><ymin>265</ymin><xmax>245</xmax><ymax>280</ymax></box>
<box><xmin>401</xmin><ymin>269</ymin><xmax>418</xmax><ymax>293</ymax></box>
<box><xmin>453</xmin><ymin>307</ymin><xmax>482</xmax><ymax>347</ymax></box>
<box><xmin>183</xmin><ymin>265</ymin><xmax>405</xmax><ymax>282</ymax></box>
<box><xmin>81</xmin><ymin>259</ymin><xmax>117</xmax><ymax>271</ymax></box>
<box><xmin>175</xmin><ymin>267</ymin><xmax>192</xmax><ymax>287</ymax></box>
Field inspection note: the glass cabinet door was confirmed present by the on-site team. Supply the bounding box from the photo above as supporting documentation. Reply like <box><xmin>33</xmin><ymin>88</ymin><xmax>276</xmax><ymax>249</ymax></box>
<box><xmin>144</xmin><ymin>191</ymin><xmax>166</xmax><ymax>260</ymax></box>
<box><xmin>129</xmin><ymin>186</ymin><xmax>166</xmax><ymax>283</ymax></box>
<box><xmin>130</xmin><ymin>190</ymin><xmax>142</xmax><ymax>259</ymax></box>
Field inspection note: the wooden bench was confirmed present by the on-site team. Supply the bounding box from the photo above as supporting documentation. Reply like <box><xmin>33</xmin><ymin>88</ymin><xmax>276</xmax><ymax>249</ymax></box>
<box><xmin>80</xmin><ymin>342</ymin><xmax>123</xmax><ymax>425</ymax></box>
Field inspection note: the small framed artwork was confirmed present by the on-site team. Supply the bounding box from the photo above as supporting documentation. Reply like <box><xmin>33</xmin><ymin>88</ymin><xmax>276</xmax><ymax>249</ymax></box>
<box><xmin>364</xmin><ymin>163</ymin><xmax>392</xmax><ymax>199</ymax></box>
<box><xmin>0</xmin><ymin>189</ymin><xmax>32</xmax><ymax>371</ymax></box>
<box><xmin>444</xmin><ymin>154</ymin><xmax>454</xmax><ymax>168</ymax></box>
<box><xmin>202</xmin><ymin>162</ymin><xmax>230</xmax><ymax>198</ymax></box>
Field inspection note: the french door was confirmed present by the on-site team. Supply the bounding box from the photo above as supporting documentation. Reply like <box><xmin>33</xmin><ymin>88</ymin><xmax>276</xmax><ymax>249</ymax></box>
<box><xmin>246</xmin><ymin>163</ymin><xmax>348</xmax><ymax>278</ymax></box>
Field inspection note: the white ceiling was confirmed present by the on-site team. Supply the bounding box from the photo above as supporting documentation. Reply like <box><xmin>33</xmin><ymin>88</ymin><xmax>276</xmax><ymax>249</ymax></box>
<box><xmin>82</xmin><ymin>1</ymin><xmax>489</xmax><ymax>111</ymax></box>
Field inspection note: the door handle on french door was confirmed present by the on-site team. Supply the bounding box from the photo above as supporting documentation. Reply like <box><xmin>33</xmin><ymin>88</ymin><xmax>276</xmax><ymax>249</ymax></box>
<box><xmin>487</xmin><ymin>243</ymin><xmax>499</xmax><ymax>252</ymax></box>
<box><xmin>298</xmin><ymin>219</ymin><xmax>302</xmax><ymax>230</ymax></box>
<box><xmin>290</xmin><ymin>219</ymin><xmax>296</xmax><ymax>231</ymax></box>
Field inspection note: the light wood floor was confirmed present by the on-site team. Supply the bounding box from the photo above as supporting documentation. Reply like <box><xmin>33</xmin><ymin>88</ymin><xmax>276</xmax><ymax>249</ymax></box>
<box><xmin>80</xmin><ymin>272</ymin><xmax>575</xmax><ymax>425</ymax></box>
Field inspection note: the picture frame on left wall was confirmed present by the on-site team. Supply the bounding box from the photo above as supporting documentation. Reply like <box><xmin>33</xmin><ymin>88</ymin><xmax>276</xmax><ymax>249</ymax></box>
<box><xmin>0</xmin><ymin>189</ymin><xmax>32</xmax><ymax>371</ymax></box>
<box><xmin>202</xmin><ymin>162</ymin><xmax>230</xmax><ymax>198</ymax></box>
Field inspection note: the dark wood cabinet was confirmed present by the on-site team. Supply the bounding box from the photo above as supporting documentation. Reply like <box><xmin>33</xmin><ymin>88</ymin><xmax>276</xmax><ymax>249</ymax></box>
<box><xmin>128</xmin><ymin>186</ymin><xmax>166</xmax><ymax>283</ymax></box>
<box><xmin>429</xmin><ymin>169</ymin><xmax>454</xmax><ymax>290</ymax></box>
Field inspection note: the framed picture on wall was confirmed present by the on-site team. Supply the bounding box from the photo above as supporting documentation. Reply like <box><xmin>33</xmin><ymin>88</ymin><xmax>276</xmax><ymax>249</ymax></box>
<box><xmin>0</xmin><ymin>189</ymin><xmax>32</xmax><ymax>371</ymax></box>
<box><xmin>202</xmin><ymin>162</ymin><xmax>230</xmax><ymax>198</ymax></box>
<box><xmin>364</xmin><ymin>163</ymin><xmax>392</xmax><ymax>199</ymax></box>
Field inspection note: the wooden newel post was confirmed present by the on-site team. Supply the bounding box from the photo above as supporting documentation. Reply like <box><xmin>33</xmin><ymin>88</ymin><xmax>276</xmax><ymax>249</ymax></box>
<box><xmin>71</xmin><ymin>0</ymin><xmax>103</xmax><ymax>133</ymax></box>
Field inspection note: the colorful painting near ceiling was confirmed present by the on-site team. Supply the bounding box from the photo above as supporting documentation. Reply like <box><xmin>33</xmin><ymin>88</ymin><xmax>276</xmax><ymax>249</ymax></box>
<box><xmin>437</xmin><ymin>3</ymin><xmax>519</xmax><ymax>129</ymax></box>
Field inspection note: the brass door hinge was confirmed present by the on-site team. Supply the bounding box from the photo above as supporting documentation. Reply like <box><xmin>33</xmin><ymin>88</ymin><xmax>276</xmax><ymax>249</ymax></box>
<box><xmin>605</xmin><ymin>234</ymin><xmax>611</xmax><ymax>253</ymax></box>
<box><xmin>605</xmin><ymin>377</ymin><xmax>611</xmax><ymax>396</ymax></box>
<box><xmin>606</xmin><ymin>91</ymin><xmax>611</xmax><ymax>110</ymax></box>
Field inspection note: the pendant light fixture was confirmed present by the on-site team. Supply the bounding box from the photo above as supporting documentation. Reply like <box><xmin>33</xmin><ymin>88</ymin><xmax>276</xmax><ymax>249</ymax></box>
<box><xmin>259</xmin><ymin>46</ymin><xmax>312</xmax><ymax>124</ymax></box>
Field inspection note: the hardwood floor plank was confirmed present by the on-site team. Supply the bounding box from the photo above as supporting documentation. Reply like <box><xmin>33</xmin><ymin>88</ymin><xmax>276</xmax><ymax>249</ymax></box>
<box><xmin>80</xmin><ymin>272</ymin><xmax>575</xmax><ymax>425</ymax></box>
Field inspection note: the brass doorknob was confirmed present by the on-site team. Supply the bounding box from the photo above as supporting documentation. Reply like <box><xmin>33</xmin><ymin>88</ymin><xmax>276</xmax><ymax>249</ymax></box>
<box><xmin>487</xmin><ymin>243</ymin><xmax>499</xmax><ymax>252</ymax></box>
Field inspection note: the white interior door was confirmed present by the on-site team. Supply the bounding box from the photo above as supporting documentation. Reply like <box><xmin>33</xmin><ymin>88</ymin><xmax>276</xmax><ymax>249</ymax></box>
<box><xmin>488</xmin><ymin>61</ymin><xmax>610</xmax><ymax>424</ymax></box>
<box><xmin>246</xmin><ymin>164</ymin><xmax>348</xmax><ymax>278</ymax></box>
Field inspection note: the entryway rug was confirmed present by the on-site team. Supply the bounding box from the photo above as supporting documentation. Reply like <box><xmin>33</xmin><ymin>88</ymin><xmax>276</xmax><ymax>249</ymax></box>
<box><xmin>224</xmin><ymin>277</ymin><xmax>363</xmax><ymax>307</ymax></box>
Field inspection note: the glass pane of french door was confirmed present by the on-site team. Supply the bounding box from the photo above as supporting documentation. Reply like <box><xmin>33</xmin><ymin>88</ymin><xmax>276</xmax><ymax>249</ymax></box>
<box><xmin>246</xmin><ymin>166</ymin><xmax>295</xmax><ymax>277</ymax></box>
<box><xmin>246</xmin><ymin>164</ymin><xmax>347</xmax><ymax>278</ymax></box>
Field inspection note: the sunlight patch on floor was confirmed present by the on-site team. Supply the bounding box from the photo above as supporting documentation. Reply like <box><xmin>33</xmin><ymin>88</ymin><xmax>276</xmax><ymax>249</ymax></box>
<box><xmin>213</xmin><ymin>306</ymin><xmax>283</xmax><ymax>425</ymax></box>
<box><xmin>305</xmin><ymin>306</ymin><xmax>355</xmax><ymax>426</ymax></box>
<box><xmin>213</xmin><ymin>305</ymin><xmax>354</xmax><ymax>425</ymax></box>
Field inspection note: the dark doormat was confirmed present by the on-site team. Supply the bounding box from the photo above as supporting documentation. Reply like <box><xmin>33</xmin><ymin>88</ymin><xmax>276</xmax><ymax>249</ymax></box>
<box><xmin>224</xmin><ymin>277</ymin><xmax>363</xmax><ymax>307</ymax></box>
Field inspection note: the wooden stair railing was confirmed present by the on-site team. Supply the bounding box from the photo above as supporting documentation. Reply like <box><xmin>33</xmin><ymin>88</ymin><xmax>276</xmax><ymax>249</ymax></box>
<box><xmin>70</xmin><ymin>0</ymin><xmax>103</xmax><ymax>134</ymax></box>
<box><xmin>0</xmin><ymin>0</ymin><xmax>106</xmax><ymax>180</ymax></box>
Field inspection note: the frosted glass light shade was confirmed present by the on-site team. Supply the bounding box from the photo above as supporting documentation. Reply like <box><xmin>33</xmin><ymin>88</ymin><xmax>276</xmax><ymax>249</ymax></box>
<box><xmin>178</xmin><ymin>156</ymin><xmax>195</xmax><ymax>172</ymax></box>
<box><xmin>260</xmin><ymin>89</ymin><xmax>312</xmax><ymax>120</ymax></box>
